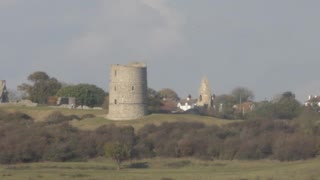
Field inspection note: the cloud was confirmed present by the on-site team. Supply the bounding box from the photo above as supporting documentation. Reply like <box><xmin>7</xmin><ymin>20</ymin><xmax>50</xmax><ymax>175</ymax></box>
<box><xmin>66</xmin><ymin>0</ymin><xmax>184</xmax><ymax>62</ymax></box>
<box><xmin>0</xmin><ymin>0</ymin><xmax>16</xmax><ymax>8</ymax></box>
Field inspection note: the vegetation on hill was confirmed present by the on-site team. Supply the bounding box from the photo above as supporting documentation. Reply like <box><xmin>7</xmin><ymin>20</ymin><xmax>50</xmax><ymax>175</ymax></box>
<box><xmin>213</xmin><ymin>91</ymin><xmax>302</xmax><ymax>120</ymax></box>
<box><xmin>158</xmin><ymin>88</ymin><xmax>180</xmax><ymax>101</ymax></box>
<box><xmin>248</xmin><ymin>91</ymin><xmax>302</xmax><ymax>120</ymax></box>
<box><xmin>56</xmin><ymin>84</ymin><xmax>107</xmax><ymax>107</ymax></box>
<box><xmin>0</xmin><ymin>106</ymin><xmax>319</xmax><ymax>165</ymax></box>
<box><xmin>16</xmin><ymin>71</ymin><xmax>108</xmax><ymax>107</ymax></box>
<box><xmin>231</xmin><ymin>86</ymin><xmax>255</xmax><ymax>102</ymax></box>
<box><xmin>18</xmin><ymin>71</ymin><xmax>62</xmax><ymax>104</ymax></box>
<box><xmin>146</xmin><ymin>88</ymin><xmax>163</xmax><ymax>113</ymax></box>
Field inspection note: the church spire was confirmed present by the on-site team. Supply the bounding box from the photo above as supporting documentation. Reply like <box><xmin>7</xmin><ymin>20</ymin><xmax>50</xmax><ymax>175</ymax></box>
<box><xmin>197</xmin><ymin>76</ymin><xmax>213</xmax><ymax>108</ymax></box>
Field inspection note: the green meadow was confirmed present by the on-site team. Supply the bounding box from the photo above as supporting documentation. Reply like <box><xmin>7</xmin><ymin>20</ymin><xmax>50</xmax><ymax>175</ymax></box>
<box><xmin>1</xmin><ymin>158</ymin><xmax>320</xmax><ymax>180</ymax></box>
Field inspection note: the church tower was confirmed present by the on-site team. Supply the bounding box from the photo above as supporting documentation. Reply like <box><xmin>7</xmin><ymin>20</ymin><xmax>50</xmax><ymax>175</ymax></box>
<box><xmin>197</xmin><ymin>76</ymin><xmax>213</xmax><ymax>108</ymax></box>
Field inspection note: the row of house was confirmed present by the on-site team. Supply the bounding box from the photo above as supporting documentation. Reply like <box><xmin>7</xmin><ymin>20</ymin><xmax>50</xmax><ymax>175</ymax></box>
<box><xmin>304</xmin><ymin>95</ymin><xmax>320</xmax><ymax>107</ymax></box>
<box><xmin>174</xmin><ymin>77</ymin><xmax>256</xmax><ymax>114</ymax></box>
<box><xmin>176</xmin><ymin>77</ymin><xmax>214</xmax><ymax>112</ymax></box>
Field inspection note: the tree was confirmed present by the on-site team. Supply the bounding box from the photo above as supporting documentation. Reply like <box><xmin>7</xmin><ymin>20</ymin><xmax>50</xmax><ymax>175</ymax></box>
<box><xmin>231</xmin><ymin>87</ymin><xmax>254</xmax><ymax>103</ymax></box>
<box><xmin>28</xmin><ymin>71</ymin><xmax>50</xmax><ymax>82</ymax></box>
<box><xmin>248</xmin><ymin>101</ymin><xmax>276</xmax><ymax>120</ymax></box>
<box><xmin>7</xmin><ymin>89</ymin><xmax>26</xmax><ymax>102</ymax></box>
<box><xmin>147</xmin><ymin>88</ymin><xmax>162</xmax><ymax>113</ymax></box>
<box><xmin>273</xmin><ymin>91</ymin><xmax>301</xmax><ymax>119</ymax></box>
<box><xmin>249</xmin><ymin>92</ymin><xmax>302</xmax><ymax>120</ymax></box>
<box><xmin>56</xmin><ymin>84</ymin><xmax>106</xmax><ymax>107</ymax></box>
<box><xmin>214</xmin><ymin>94</ymin><xmax>237</xmax><ymax>119</ymax></box>
<box><xmin>158</xmin><ymin>88</ymin><xmax>180</xmax><ymax>101</ymax></box>
<box><xmin>18</xmin><ymin>71</ymin><xmax>62</xmax><ymax>104</ymax></box>
<box><xmin>105</xmin><ymin>142</ymin><xmax>131</xmax><ymax>170</ymax></box>
<box><xmin>147</xmin><ymin>88</ymin><xmax>158</xmax><ymax>98</ymax></box>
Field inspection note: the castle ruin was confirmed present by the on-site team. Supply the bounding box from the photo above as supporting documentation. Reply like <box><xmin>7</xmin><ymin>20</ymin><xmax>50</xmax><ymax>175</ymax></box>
<box><xmin>197</xmin><ymin>76</ymin><xmax>214</xmax><ymax>108</ymax></box>
<box><xmin>0</xmin><ymin>80</ymin><xmax>9</xmax><ymax>103</ymax></box>
<box><xmin>107</xmin><ymin>62</ymin><xmax>148</xmax><ymax>120</ymax></box>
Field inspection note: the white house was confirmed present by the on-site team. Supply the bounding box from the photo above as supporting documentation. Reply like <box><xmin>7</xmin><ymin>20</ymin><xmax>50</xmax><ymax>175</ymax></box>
<box><xmin>177</xmin><ymin>96</ymin><xmax>197</xmax><ymax>111</ymax></box>
<box><xmin>304</xmin><ymin>95</ymin><xmax>320</xmax><ymax>107</ymax></box>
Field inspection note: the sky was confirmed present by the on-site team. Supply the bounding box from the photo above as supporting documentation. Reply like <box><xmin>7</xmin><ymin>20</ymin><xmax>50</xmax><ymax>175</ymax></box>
<box><xmin>1</xmin><ymin>0</ymin><xmax>320</xmax><ymax>102</ymax></box>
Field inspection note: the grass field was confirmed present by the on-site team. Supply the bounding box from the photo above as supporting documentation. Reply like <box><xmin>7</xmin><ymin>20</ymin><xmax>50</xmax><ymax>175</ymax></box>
<box><xmin>0</xmin><ymin>157</ymin><xmax>320</xmax><ymax>180</ymax></box>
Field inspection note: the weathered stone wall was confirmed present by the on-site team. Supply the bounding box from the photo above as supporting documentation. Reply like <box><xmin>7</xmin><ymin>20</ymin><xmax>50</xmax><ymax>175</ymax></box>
<box><xmin>197</xmin><ymin>77</ymin><xmax>212</xmax><ymax>107</ymax></box>
<box><xmin>107</xmin><ymin>63</ymin><xmax>148</xmax><ymax>120</ymax></box>
<box><xmin>0</xmin><ymin>80</ymin><xmax>9</xmax><ymax>103</ymax></box>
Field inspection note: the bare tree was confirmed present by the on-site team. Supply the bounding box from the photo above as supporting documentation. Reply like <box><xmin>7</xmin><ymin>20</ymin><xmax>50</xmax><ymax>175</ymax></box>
<box><xmin>231</xmin><ymin>87</ymin><xmax>254</xmax><ymax>103</ymax></box>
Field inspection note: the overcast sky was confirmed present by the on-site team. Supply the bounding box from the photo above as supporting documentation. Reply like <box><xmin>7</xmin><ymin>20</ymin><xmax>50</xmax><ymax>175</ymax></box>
<box><xmin>1</xmin><ymin>0</ymin><xmax>320</xmax><ymax>102</ymax></box>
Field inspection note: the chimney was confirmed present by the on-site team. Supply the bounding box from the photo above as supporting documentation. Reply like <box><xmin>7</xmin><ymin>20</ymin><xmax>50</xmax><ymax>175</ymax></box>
<box><xmin>187</xmin><ymin>94</ymin><xmax>191</xmax><ymax>101</ymax></box>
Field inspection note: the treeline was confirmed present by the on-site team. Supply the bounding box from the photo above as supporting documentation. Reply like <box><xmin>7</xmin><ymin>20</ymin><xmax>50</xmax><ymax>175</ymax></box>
<box><xmin>205</xmin><ymin>91</ymin><xmax>302</xmax><ymax>120</ymax></box>
<box><xmin>17</xmin><ymin>71</ymin><xmax>107</xmax><ymax>107</ymax></box>
<box><xmin>135</xmin><ymin>115</ymin><xmax>319</xmax><ymax>161</ymax></box>
<box><xmin>0</xmin><ymin>108</ymin><xmax>320</xmax><ymax>164</ymax></box>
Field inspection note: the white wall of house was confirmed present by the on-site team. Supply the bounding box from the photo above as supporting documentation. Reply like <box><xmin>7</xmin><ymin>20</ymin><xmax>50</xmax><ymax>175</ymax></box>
<box><xmin>177</xmin><ymin>102</ymin><xmax>194</xmax><ymax>111</ymax></box>
<box><xmin>305</xmin><ymin>95</ymin><xmax>320</xmax><ymax>107</ymax></box>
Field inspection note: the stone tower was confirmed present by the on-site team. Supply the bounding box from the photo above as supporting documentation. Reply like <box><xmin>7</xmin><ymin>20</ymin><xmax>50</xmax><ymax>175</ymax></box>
<box><xmin>107</xmin><ymin>62</ymin><xmax>148</xmax><ymax>120</ymax></box>
<box><xmin>0</xmin><ymin>80</ymin><xmax>9</xmax><ymax>103</ymax></box>
<box><xmin>197</xmin><ymin>76</ymin><xmax>213</xmax><ymax>108</ymax></box>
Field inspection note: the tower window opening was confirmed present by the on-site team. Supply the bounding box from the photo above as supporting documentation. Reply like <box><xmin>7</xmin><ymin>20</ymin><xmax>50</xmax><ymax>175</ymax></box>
<box><xmin>114</xmin><ymin>70</ymin><xmax>117</xmax><ymax>76</ymax></box>
<box><xmin>199</xmin><ymin>95</ymin><xmax>202</xmax><ymax>101</ymax></box>
<box><xmin>132</xmin><ymin>86</ymin><xmax>134</xmax><ymax>91</ymax></box>
<box><xmin>114</xmin><ymin>86</ymin><xmax>116</xmax><ymax>91</ymax></box>
<box><xmin>114</xmin><ymin>99</ymin><xmax>117</xmax><ymax>104</ymax></box>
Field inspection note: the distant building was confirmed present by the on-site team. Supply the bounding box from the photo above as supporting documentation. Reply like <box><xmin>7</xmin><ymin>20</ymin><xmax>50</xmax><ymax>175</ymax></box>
<box><xmin>0</xmin><ymin>80</ymin><xmax>9</xmax><ymax>103</ymax></box>
<box><xmin>160</xmin><ymin>99</ymin><xmax>178</xmax><ymax>113</ymax></box>
<box><xmin>304</xmin><ymin>95</ymin><xmax>320</xmax><ymax>107</ymax></box>
<box><xmin>233</xmin><ymin>101</ymin><xmax>255</xmax><ymax>114</ymax></box>
<box><xmin>197</xmin><ymin>76</ymin><xmax>214</xmax><ymax>109</ymax></box>
<box><xmin>177</xmin><ymin>76</ymin><xmax>215</xmax><ymax>112</ymax></box>
<box><xmin>177</xmin><ymin>95</ymin><xmax>197</xmax><ymax>111</ymax></box>
<box><xmin>56</xmin><ymin>97</ymin><xmax>76</xmax><ymax>109</ymax></box>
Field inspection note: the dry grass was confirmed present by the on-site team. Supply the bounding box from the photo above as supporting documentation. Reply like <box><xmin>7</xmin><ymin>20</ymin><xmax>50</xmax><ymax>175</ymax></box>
<box><xmin>0</xmin><ymin>104</ymin><xmax>238</xmax><ymax>131</ymax></box>
<box><xmin>70</xmin><ymin>113</ymin><xmax>240</xmax><ymax>131</ymax></box>
<box><xmin>0</xmin><ymin>105</ymin><xmax>106</xmax><ymax>121</ymax></box>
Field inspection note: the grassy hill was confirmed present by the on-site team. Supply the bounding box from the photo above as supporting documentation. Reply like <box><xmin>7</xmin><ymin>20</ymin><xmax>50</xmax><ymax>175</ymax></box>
<box><xmin>0</xmin><ymin>105</ymin><xmax>239</xmax><ymax>131</ymax></box>
<box><xmin>71</xmin><ymin>113</ymin><xmax>240</xmax><ymax>131</ymax></box>
<box><xmin>0</xmin><ymin>105</ymin><xmax>106</xmax><ymax>122</ymax></box>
